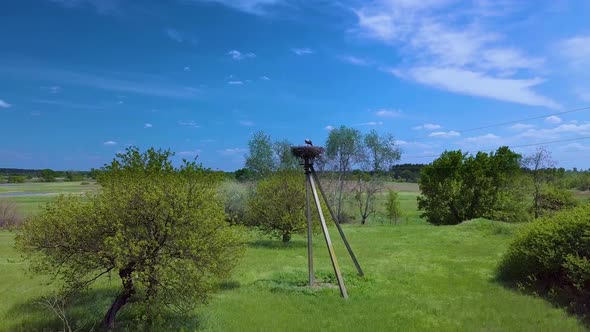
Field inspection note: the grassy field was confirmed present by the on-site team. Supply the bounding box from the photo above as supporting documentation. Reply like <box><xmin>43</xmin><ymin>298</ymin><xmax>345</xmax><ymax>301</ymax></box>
<box><xmin>0</xmin><ymin>181</ymin><xmax>588</xmax><ymax>331</ymax></box>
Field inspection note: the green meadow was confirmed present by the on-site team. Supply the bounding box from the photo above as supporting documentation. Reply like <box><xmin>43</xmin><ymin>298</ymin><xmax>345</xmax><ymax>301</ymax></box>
<box><xmin>0</xmin><ymin>181</ymin><xmax>587</xmax><ymax>331</ymax></box>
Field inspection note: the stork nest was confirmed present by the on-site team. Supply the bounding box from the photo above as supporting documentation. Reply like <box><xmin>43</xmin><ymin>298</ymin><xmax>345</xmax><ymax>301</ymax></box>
<box><xmin>291</xmin><ymin>146</ymin><xmax>325</xmax><ymax>159</ymax></box>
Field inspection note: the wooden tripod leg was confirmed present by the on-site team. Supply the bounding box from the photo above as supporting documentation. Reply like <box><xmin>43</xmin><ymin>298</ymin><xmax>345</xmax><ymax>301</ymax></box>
<box><xmin>310</xmin><ymin>166</ymin><xmax>364</xmax><ymax>277</ymax></box>
<box><xmin>309</xmin><ymin>174</ymin><xmax>349</xmax><ymax>299</ymax></box>
<box><xmin>305</xmin><ymin>172</ymin><xmax>314</xmax><ymax>287</ymax></box>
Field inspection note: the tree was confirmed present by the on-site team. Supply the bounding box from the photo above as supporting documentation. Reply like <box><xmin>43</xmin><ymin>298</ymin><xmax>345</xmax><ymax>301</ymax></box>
<box><xmin>523</xmin><ymin>147</ymin><xmax>556</xmax><ymax>218</ymax></box>
<box><xmin>353</xmin><ymin>173</ymin><xmax>380</xmax><ymax>224</ymax></box>
<box><xmin>273</xmin><ymin>139</ymin><xmax>300</xmax><ymax>171</ymax></box>
<box><xmin>245</xmin><ymin>131</ymin><xmax>275</xmax><ymax>179</ymax></box>
<box><xmin>16</xmin><ymin>147</ymin><xmax>243</xmax><ymax>329</ymax></box>
<box><xmin>385</xmin><ymin>190</ymin><xmax>403</xmax><ymax>224</ymax></box>
<box><xmin>246</xmin><ymin>170</ymin><xmax>317</xmax><ymax>243</ymax></box>
<box><xmin>325</xmin><ymin>126</ymin><xmax>363</xmax><ymax>221</ymax></box>
<box><xmin>362</xmin><ymin>129</ymin><xmax>401</xmax><ymax>174</ymax></box>
<box><xmin>39</xmin><ymin>169</ymin><xmax>57</xmax><ymax>182</ymax></box>
<box><xmin>418</xmin><ymin>147</ymin><xmax>522</xmax><ymax>225</ymax></box>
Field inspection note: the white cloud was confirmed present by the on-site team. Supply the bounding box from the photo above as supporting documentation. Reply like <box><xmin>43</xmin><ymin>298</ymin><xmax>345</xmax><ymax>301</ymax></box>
<box><xmin>183</xmin><ymin>66</ymin><xmax>191</xmax><ymax>72</ymax></box>
<box><xmin>219</xmin><ymin>148</ymin><xmax>247</xmax><ymax>156</ymax></box>
<box><xmin>429</xmin><ymin>130</ymin><xmax>460</xmax><ymax>138</ymax></box>
<box><xmin>41</xmin><ymin>86</ymin><xmax>61</xmax><ymax>94</ymax></box>
<box><xmin>103</xmin><ymin>140</ymin><xmax>117</xmax><ymax>146</ymax></box>
<box><xmin>510</xmin><ymin>123</ymin><xmax>535</xmax><ymax>130</ymax></box>
<box><xmin>325</xmin><ymin>125</ymin><xmax>334</xmax><ymax>131</ymax></box>
<box><xmin>227</xmin><ymin>50</ymin><xmax>256</xmax><ymax>60</ymax></box>
<box><xmin>559</xmin><ymin>35</ymin><xmax>590</xmax><ymax>66</ymax></box>
<box><xmin>178</xmin><ymin>120</ymin><xmax>200</xmax><ymax>128</ymax></box>
<box><xmin>144</xmin><ymin>123</ymin><xmax>153</xmax><ymax>128</ymax></box>
<box><xmin>228</xmin><ymin>80</ymin><xmax>244</xmax><ymax>85</ymax></box>
<box><xmin>340</xmin><ymin>55</ymin><xmax>372</xmax><ymax>66</ymax></box>
<box><xmin>401</xmin><ymin>67</ymin><xmax>561</xmax><ymax>109</ymax></box>
<box><xmin>375</xmin><ymin>109</ymin><xmax>401</xmax><ymax>117</ymax></box>
<box><xmin>545</xmin><ymin>115</ymin><xmax>562</xmax><ymax>124</ymax></box>
<box><xmin>462</xmin><ymin>133</ymin><xmax>500</xmax><ymax>144</ymax></box>
<box><xmin>0</xmin><ymin>99</ymin><xmax>11</xmax><ymax>108</ymax></box>
<box><xmin>260</xmin><ymin>76</ymin><xmax>270</xmax><ymax>80</ymax></box>
<box><xmin>178</xmin><ymin>150</ymin><xmax>201</xmax><ymax>157</ymax></box>
<box><xmin>518</xmin><ymin>122</ymin><xmax>590</xmax><ymax>140</ymax></box>
<box><xmin>413</xmin><ymin>123</ymin><xmax>441</xmax><ymax>130</ymax></box>
<box><xmin>239</xmin><ymin>120</ymin><xmax>255</xmax><ymax>126</ymax></box>
<box><xmin>292</xmin><ymin>48</ymin><xmax>313</xmax><ymax>56</ymax></box>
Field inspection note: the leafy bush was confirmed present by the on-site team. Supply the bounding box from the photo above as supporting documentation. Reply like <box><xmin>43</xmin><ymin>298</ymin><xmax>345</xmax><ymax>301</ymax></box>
<box><xmin>7</xmin><ymin>175</ymin><xmax>26</xmax><ymax>183</ymax></box>
<box><xmin>246</xmin><ymin>171</ymin><xmax>320</xmax><ymax>242</ymax></box>
<box><xmin>220</xmin><ymin>180</ymin><xmax>252</xmax><ymax>225</ymax></box>
<box><xmin>0</xmin><ymin>199</ymin><xmax>22</xmax><ymax>228</ymax></box>
<box><xmin>537</xmin><ymin>185</ymin><xmax>578</xmax><ymax>216</ymax></box>
<box><xmin>497</xmin><ymin>204</ymin><xmax>590</xmax><ymax>318</ymax></box>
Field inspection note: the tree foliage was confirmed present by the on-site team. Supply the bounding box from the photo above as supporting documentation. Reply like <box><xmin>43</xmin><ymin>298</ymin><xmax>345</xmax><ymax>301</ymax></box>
<box><xmin>39</xmin><ymin>169</ymin><xmax>57</xmax><ymax>182</ymax></box>
<box><xmin>16</xmin><ymin>147</ymin><xmax>243</xmax><ymax>329</ymax></box>
<box><xmin>523</xmin><ymin>147</ymin><xmax>556</xmax><ymax>218</ymax></box>
<box><xmin>418</xmin><ymin>147</ymin><xmax>522</xmax><ymax>225</ymax></box>
<box><xmin>245</xmin><ymin>131</ymin><xmax>276</xmax><ymax>179</ymax></box>
<box><xmin>246</xmin><ymin>170</ymin><xmax>319</xmax><ymax>243</ymax></box>
<box><xmin>362</xmin><ymin>129</ymin><xmax>401</xmax><ymax>173</ymax></box>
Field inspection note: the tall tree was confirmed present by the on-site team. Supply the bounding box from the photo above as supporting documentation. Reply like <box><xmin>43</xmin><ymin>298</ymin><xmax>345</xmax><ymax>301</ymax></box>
<box><xmin>245</xmin><ymin>131</ymin><xmax>275</xmax><ymax>179</ymax></box>
<box><xmin>325</xmin><ymin>126</ymin><xmax>364</xmax><ymax>221</ymax></box>
<box><xmin>523</xmin><ymin>146</ymin><xmax>556</xmax><ymax>218</ymax></box>
<box><xmin>17</xmin><ymin>147</ymin><xmax>243</xmax><ymax>329</ymax></box>
<box><xmin>362</xmin><ymin>129</ymin><xmax>401</xmax><ymax>174</ymax></box>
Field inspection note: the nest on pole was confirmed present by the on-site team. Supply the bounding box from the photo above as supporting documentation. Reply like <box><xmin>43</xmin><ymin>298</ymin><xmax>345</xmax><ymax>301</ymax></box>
<box><xmin>291</xmin><ymin>146</ymin><xmax>325</xmax><ymax>160</ymax></box>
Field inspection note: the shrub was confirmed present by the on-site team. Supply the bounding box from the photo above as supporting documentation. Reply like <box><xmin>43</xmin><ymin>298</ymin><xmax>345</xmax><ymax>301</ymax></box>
<box><xmin>537</xmin><ymin>186</ymin><xmax>578</xmax><ymax>216</ymax></box>
<box><xmin>7</xmin><ymin>175</ymin><xmax>26</xmax><ymax>183</ymax></box>
<box><xmin>246</xmin><ymin>171</ymin><xmax>320</xmax><ymax>243</ymax></box>
<box><xmin>0</xmin><ymin>199</ymin><xmax>22</xmax><ymax>228</ymax></box>
<box><xmin>497</xmin><ymin>204</ymin><xmax>590</xmax><ymax>318</ymax></box>
<box><xmin>220</xmin><ymin>180</ymin><xmax>252</xmax><ymax>225</ymax></box>
<box><xmin>385</xmin><ymin>190</ymin><xmax>402</xmax><ymax>224</ymax></box>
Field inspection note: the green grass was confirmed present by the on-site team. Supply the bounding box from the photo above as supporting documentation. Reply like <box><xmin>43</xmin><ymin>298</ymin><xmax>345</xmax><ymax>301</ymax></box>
<box><xmin>0</xmin><ymin>180</ymin><xmax>587</xmax><ymax>331</ymax></box>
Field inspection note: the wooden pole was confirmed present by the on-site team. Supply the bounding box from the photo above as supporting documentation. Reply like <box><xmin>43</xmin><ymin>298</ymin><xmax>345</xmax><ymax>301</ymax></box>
<box><xmin>310</xmin><ymin>165</ymin><xmax>364</xmax><ymax>277</ymax></box>
<box><xmin>309</xmin><ymin>174</ymin><xmax>348</xmax><ymax>299</ymax></box>
<box><xmin>305</xmin><ymin>163</ymin><xmax>314</xmax><ymax>287</ymax></box>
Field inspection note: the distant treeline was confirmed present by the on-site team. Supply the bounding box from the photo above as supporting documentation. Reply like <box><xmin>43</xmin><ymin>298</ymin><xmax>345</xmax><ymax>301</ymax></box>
<box><xmin>0</xmin><ymin>168</ymin><xmax>91</xmax><ymax>183</ymax></box>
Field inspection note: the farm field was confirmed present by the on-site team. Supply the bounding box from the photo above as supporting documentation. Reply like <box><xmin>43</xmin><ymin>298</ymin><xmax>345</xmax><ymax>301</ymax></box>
<box><xmin>0</xmin><ymin>181</ymin><xmax>587</xmax><ymax>331</ymax></box>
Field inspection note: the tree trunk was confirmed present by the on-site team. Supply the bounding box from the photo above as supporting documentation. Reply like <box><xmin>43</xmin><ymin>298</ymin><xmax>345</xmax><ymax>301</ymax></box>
<box><xmin>282</xmin><ymin>232</ymin><xmax>291</xmax><ymax>243</ymax></box>
<box><xmin>101</xmin><ymin>265</ymin><xmax>135</xmax><ymax>330</ymax></box>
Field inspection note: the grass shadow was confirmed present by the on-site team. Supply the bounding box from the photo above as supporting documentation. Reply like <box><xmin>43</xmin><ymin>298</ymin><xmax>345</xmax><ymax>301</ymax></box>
<box><xmin>248</xmin><ymin>239</ymin><xmax>308</xmax><ymax>250</ymax></box>
<box><xmin>493</xmin><ymin>274</ymin><xmax>590</xmax><ymax>327</ymax></box>
<box><xmin>4</xmin><ymin>287</ymin><xmax>203</xmax><ymax>332</ymax></box>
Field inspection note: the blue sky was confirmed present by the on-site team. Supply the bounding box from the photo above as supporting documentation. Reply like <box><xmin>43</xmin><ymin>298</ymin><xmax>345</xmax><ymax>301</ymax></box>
<box><xmin>1</xmin><ymin>0</ymin><xmax>590</xmax><ymax>171</ymax></box>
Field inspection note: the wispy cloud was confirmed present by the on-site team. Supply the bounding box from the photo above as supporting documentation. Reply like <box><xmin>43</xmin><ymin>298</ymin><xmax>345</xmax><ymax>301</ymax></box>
<box><xmin>429</xmin><ymin>130</ymin><xmax>460</xmax><ymax>138</ymax></box>
<box><xmin>178</xmin><ymin>120</ymin><xmax>200</xmax><ymax>128</ymax></box>
<box><xmin>228</xmin><ymin>80</ymin><xmax>244</xmax><ymax>85</ymax></box>
<box><xmin>239</xmin><ymin>120</ymin><xmax>255</xmax><ymax>126</ymax></box>
<box><xmin>49</xmin><ymin>0</ymin><xmax>120</xmax><ymax>15</ymax></box>
<box><xmin>353</xmin><ymin>1</ymin><xmax>559</xmax><ymax>109</ymax></box>
<box><xmin>103</xmin><ymin>140</ymin><xmax>117</xmax><ymax>146</ymax></box>
<box><xmin>0</xmin><ymin>99</ymin><xmax>12</xmax><ymax>108</ymax></box>
<box><xmin>40</xmin><ymin>86</ymin><xmax>61</xmax><ymax>94</ymax></box>
<box><xmin>354</xmin><ymin>121</ymin><xmax>383</xmax><ymax>126</ymax></box>
<box><xmin>227</xmin><ymin>50</ymin><xmax>256</xmax><ymax>60</ymax></box>
<box><xmin>510</xmin><ymin>123</ymin><xmax>535</xmax><ymax>130</ymax></box>
<box><xmin>292</xmin><ymin>48</ymin><xmax>313</xmax><ymax>56</ymax></box>
<box><xmin>219</xmin><ymin>148</ymin><xmax>247</xmax><ymax>156</ymax></box>
<box><xmin>260</xmin><ymin>75</ymin><xmax>270</xmax><ymax>80</ymax></box>
<box><xmin>545</xmin><ymin>115</ymin><xmax>563</xmax><ymax>124</ymax></box>
<box><xmin>375</xmin><ymin>109</ymin><xmax>401</xmax><ymax>117</ymax></box>
<box><xmin>413</xmin><ymin>123</ymin><xmax>441</xmax><ymax>130</ymax></box>
<box><xmin>178</xmin><ymin>149</ymin><xmax>201</xmax><ymax>157</ymax></box>
<box><xmin>144</xmin><ymin>123</ymin><xmax>153</xmax><ymax>128</ymax></box>
<box><xmin>325</xmin><ymin>125</ymin><xmax>335</xmax><ymax>131</ymax></box>
<box><xmin>165</xmin><ymin>28</ymin><xmax>184</xmax><ymax>43</ymax></box>
<box><xmin>0</xmin><ymin>63</ymin><xmax>200</xmax><ymax>99</ymax></box>
<box><xmin>558</xmin><ymin>35</ymin><xmax>590</xmax><ymax>67</ymax></box>
<box><xmin>195</xmin><ymin>0</ymin><xmax>285</xmax><ymax>15</ymax></box>
<box><xmin>340</xmin><ymin>55</ymin><xmax>372</xmax><ymax>66</ymax></box>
